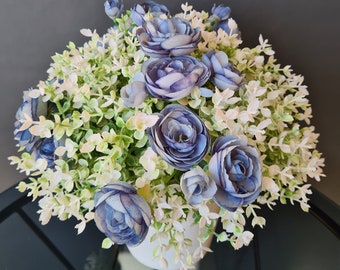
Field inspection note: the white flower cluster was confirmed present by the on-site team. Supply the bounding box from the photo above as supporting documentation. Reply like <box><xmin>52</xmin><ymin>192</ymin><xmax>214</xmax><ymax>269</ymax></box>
<box><xmin>11</xmin><ymin>16</ymin><xmax>148</xmax><ymax>230</ymax></box>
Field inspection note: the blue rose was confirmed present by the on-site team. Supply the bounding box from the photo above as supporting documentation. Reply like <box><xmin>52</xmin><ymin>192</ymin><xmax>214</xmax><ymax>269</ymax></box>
<box><xmin>143</xmin><ymin>56</ymin><xmax>210</xmax><ymax>101</ymax></box>
<box><xmin>94</xmin><ymin>182</ymin><xmax>152</xmax><ymax>246</ymax></box>
<box><xmin>180</xmin><ymin>166</ymin><xmax>217</xmax><ymax>205</ymax></box>
<box><xmin>31</xmin><ymin>137</ymin><xmax>59</xmax><ymax>168</ymax></box>
<box><xmin>104</xmin><ymin>0</ymin><xmax>123</xmax><ymax>19</ymax></box>
<box><xmin>131</xmin><ymin>1</ymin><xmax>170</xmax><ymax>26</ymax></box>
<box><xmin>202</xmin><ymin>50</ymin><xmax>243</xmax><ymax>91</ymax></box>
<box><xmin>208</xmin><ymin>136</ymin><xmax>262</xmax><ymax>212</ymax></box>
<box><xmin>14</xmin><ymin>89</ymin><xmax>60</xmax><ymax>168</ymax></box>
<box><xmin>147</xmin><ymin>104</ymin><xmax>210</xmax><ymax>171</ymax></box>
<box><xmin>136</xmin><ymin>17</ymin><xmax>201</xmax><ymax>58</ymax></box>
<box><xmin>14</xmin><ymin>89</ymin><xmax>47</xmax><ymax>152</ymax></box>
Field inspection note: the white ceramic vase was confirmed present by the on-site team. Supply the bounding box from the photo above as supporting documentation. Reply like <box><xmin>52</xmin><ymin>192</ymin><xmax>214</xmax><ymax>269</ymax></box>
<box><xmin>127</xmin><ymin>216</ymin><xmax>215</xmax><ymax>270</ymax></box>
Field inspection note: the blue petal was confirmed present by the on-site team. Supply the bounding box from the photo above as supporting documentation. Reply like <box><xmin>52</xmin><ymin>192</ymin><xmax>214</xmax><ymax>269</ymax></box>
<box><xmin>215</xmin><ymin>51</ymin><xmax>230</xmax><ymax>68</ymax></box>
<box><xmin>211</xmin><ymin>136</ymin><xmax>238</xmax><ymax>154</ymax></box>
<box><xmin>213</xmin><ymin>187</ymin><xmax>243</xmax><ymax>212</ymax></box>
<box><xmin>171</xmin><ymin>73</ymin><xmax>197</xmax><ymax>91</ymax></box>
<box><xmin>213</xmin><ymin>74</ymin><xmax>238</xmax><ymax>91</ymax></box>
<box><xmin>210</xmin><ymin>53</ymin><xmax>224</xmax><ymax>73</ymax></box>
<box><xmin>161</xmin><ymin>35</ymin><xmax>192</xmax><ymax>49</ymax></box>
<box><xmin>200</xmin><ymin>87</ymin><xmax>214</xmax><ymax>97</ymax></box>
<box><xmin>243</xmin><ymin>186</ymin><xmax>261</xmax><ymax>205</ymax></box>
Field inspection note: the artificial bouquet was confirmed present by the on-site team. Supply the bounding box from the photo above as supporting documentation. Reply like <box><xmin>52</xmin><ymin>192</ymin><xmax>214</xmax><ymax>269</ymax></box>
<box><xmin>10</xmin><ymin>0</ymin><xmax>325</xmax><ymax>269</ymax></box>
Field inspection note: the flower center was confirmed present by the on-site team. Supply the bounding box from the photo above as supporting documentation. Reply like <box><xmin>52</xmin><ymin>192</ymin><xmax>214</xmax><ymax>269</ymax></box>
<box><xmin>175</xmin><ymin>133</ymin><xmax>188</xmax><ymax>142</ymax></box>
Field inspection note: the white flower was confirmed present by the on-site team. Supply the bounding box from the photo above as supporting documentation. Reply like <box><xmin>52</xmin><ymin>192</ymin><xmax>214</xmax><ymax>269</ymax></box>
<box><xmin>234</xmin><ymin>231</ymin><xmax>254</xmax><ymax>249</ymax></box>
<box><xmin>29</xmin><ymin>117</ymin><xmax>54</xmax><ymax>138</ymax></box>
<box><xmin>239</xmin><ymin>98</ymin><xmax>260</xmax><ymax>123</ymax></box>
<box><xmin>248</xmin><ymin>119</ymin><xmax>272</xmax><ymax>142</ymax></box>
<box><xmin>80</xmin><ymin>133</ymin><xmax>102</xmax><ymax>153</ymax></box>
<box><xmin>127</xmin><ymin>111</ymin><xmax>159</xmax><ymax>133</ymax></box>
<box><xmin>212</xmin><ymin>88</ymin><xmax>241</xmax><ymax>109</ymax></box>
<box><xmin>139</xmin><ymin>147</ymin><xmax>158</xmax><ymax>172</ymax></box>
<box><xmin>262</xmin><ymin>177</ymin><xmax>280</xmax><ymax>194</ymax></box>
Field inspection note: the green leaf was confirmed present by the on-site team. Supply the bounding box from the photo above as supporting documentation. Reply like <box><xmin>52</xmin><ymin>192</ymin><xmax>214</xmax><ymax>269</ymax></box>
<box><xmin>153</xmin><ymin>222</ymin><xmax>162</xmax><ymax>230</ymax></box>
<box><xmin>116</xmin><ymin>117</ymin><xmax>125</xmax><ymax>128</ymax></box>
<box><xmin>89</xmin><ymin>98</ymin><xmax>99</xmax><ymax>109</ymax></box>
<box><xmin>234</xmin><ymin>225</ymin><xmax>242</xmax><ymax>234</ymax></box>
<box><xmin>186</xmin><ymin>254</ymin><xmax>192</xmax><ymax>265</ymax></box>
<box><xmin>54</xmin><ymin>125</ymin><xmax>66</xmax><ymax>140</ymax></box>
<box><xmin>134</xmin><ymin>130</ymin><xmax>144</xmax><ymax>140</ymax></box>
<box><xmin>282</xmin><ymin>114</ymin><xmax>294</xmax><ymax>122</ymax></box>
<box><xmin>114</xmin><ymin>135</ymin><xmax>133</xmax><ymax>148</ymax></box>
<box><xmin>104</xmin><ymin>109</ymin><xmax>115</xmax><ymax>119</ymax></box>
<box><xmin>152</xmin><ymin>245</ymin><xmax>161</xmax><ymax>257</ymax></box>
<box><xmin>67</xmin><ymin>41</ymin><xmax>76</xmax><ymax>50</ymax></box>
<box><xmin>78</xmin><ymin>159</ymin><xmax>88</xmax><ymax>167</ymax></box>
<box><xmin>97</xmin><ymin>141</ymin><xmax>109</xmax><ymax>153</ymax></box>
<box><xmin>110</xmin><ymin>147</ymin><xmax>123</xmax><ymax>160</ymax></box>
<box><xmin>101</xmin><ymin>238</ymin><xmax>113</xmax><ymax>249</ymax></box>
<box><xmin>62</xmin><ymin>101</ymin><xmax>71</xmax><ymax>112</ymax></box>
<box><xmin>135</xmin><ymin>135</ymin><xmax>148</xmax><ymax>148</ymax></box>
<box><xmin>72</xmin><ymin>119</ymin><xmax>83</xmax><ymax>129</ymax></box>
<box><xmin>93</xmin><ymin>161</ymin><xmax>103</xmax><ymax>172</ymax></box>
<box><xmin>217</xmin><ymin>232</ymin><xmax>228</xmax><ymax>242</ymax></box>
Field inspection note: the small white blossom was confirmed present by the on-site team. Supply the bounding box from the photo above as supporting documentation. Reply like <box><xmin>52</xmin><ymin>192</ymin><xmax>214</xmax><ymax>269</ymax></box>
<box><xmin>262</xmin><ymin>177</ymin><xmax>280</xmax><ymax>194</ymax></box>
<box><xmin>139</xmin><ymin>147</ymin><xmax>158</xmax><ymax>172</ymax></box>
<box><xmin>80</xmin><ymin>133</ymin><xmax>102</xmax><ymax>153</ymax></box>
<box><xmin>234</xmin><ymin>231</ymin><xmax>254</xmax><ymax>249</ymax></box>
<box><xmin>127</xmin><ymin>111</ymin><xmax>159</xmax><ymax>132</ymax></box>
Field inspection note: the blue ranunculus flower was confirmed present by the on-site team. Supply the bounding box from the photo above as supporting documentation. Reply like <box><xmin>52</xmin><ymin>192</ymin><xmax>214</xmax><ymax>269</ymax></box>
<box><xmin>180</xmin><ymin>166</ymin><xmax>217</xmax><ymax>205</ymax></box>
<box><xmin>143</xmin><ymin>56</ymin><xmax>210</xmax><ymax>101</ymax></box>
<box><xmin>14</xmin><ymin>89</ymin><xmax>47</xmax><ymax>152</ymax></box>
<box><xmin>208</xmin><ymin>136</ymin><xmax>262</xmax><ymax>212</ymax></box>
<box><xmin>147</xmin><ymin>104</ymin><xmax>210</xmax><ymax>171</ymax></box>
<box><xmin>131</xmin><ymin>1</ymin><xmax>170</xmax><ymax>26</ymax></box>
<box><xmin>136</xmin><ymin>17</ymin><xmax>201</xmax><ymax>58</ymax></box>
<box><xmin>31</xmin><ymin>137</ymin><xmax>59</xmax><ymax>168</ymax></box>
<box><xmin>202</xmin><ymin>50</ymin><xmax>243</xmax><ymax>91</ymax></box>
<box><xmin>94</xmin><ymin>182</ymin><xmax>152</xmax><ymax>246</ymax></box>
<box><xmin>211</xmin><ymin>4</ymin><xmax>231</xmax><ymax>21</ymax></box>
<box><xmin>104</xmin><ymin>0</ymin><xmax>123</xmax><ymax>19</ymax></box>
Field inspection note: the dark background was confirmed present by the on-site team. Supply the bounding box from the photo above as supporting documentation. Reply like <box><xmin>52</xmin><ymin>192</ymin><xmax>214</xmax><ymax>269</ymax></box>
<box><xmin>0</xmin><ymin>0</ymin><xmax>339</xmax><ymax>206</ymax></box>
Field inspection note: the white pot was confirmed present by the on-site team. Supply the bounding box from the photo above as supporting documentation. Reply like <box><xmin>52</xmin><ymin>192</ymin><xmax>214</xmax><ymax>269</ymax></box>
<box><xmin>127</xmin><ymin>215</ymin><xmax>216</xmax><ymax>270</ymax></box>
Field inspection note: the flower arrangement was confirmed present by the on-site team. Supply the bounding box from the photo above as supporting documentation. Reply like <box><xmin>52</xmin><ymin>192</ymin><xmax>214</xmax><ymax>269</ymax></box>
<box><xmin>10</xmin><ymin>0</ymin><xmax>325</xmax><ymax>269</ymax></box>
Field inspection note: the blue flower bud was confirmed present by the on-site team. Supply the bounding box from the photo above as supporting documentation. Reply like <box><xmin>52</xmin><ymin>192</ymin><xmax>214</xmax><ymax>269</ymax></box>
<box><xmin>211</xmin><ymin>4</ymin><xmax>231</xmax><ymax>21</ymax></box>
<box><xmin>131</xmin><ymin>1</ymin><xmax>169</xmax><ymax>26</ymax></box>
<box><xmin>104</xmin><ymin>0</ymin><xmax>123</xmax><ymax>19</ymax></box>
<box><xmin>180</xmin><ymin>166</ymin><xmax>217</xmax><ymax>205</ymax></box>
<box><xmin>121</xmin><ymin>73</ymin><xmax>148</xmax><ymax>107</ymax></box>
<box><xmin>202</xmin><ymin>50</ymin><xmax>243</xmax><ymax>91</ymax></box>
